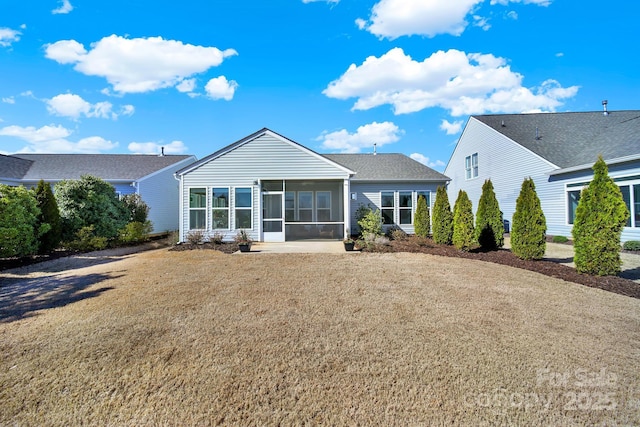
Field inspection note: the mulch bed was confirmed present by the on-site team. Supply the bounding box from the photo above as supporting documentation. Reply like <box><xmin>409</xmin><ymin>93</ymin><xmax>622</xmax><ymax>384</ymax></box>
<box><xmin>169</xmin><ymin>242</ymin><xmax>240</xmax><ymax>254</ymax></box>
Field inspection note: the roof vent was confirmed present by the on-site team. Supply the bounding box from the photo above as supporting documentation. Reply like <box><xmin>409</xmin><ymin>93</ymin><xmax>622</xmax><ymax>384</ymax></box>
<box><xmin>373</xmin><ymin>142</ymin><xmax>377</xmax><ymax>155</ymax></box>
<box><xmin>602</xmin><ymin>100</ymin><xmax>609</xmax><ymax>116</ymax></box>
<box><xmin>160</xmin><ymin>146</ymin><xmax>165</xmax><ymax>157</ymax></box>
<box><xmin>535</xmin><ymin>126</ymin><xmax>541</xmax><ymax>140</ymax></box>
<box><xmin>501</xmin><ymin>120</ymin><xmax>506</xmax><ymax>127</ymax></box>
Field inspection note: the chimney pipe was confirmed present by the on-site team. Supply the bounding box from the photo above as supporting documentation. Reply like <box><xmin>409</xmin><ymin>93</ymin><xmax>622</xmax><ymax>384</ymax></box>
<box><xmin>373</xmin><ymin>142</ymin><xmax>377</xmax><ymax>155</ymax></box>
<box><xmin>602</xmin><ymin>100</ymin><xmax>609</xmax><ymax>116</ymax></box>
<box><xmin>160</xmin><ymin>146</ymin><xmax>165</xmax><ymax>156</ymax></box>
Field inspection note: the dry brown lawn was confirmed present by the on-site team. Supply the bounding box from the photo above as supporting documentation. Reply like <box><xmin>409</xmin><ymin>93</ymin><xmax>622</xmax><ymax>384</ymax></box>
<box><xmin>1</xmin><ymin>249</ymin><xmax>639</xmax><ymax>425</ymax></box>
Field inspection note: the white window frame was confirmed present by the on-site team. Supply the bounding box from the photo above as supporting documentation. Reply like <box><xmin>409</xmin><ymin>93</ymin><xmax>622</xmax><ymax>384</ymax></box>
<box><xmin>298</xmin><ymin>191</ymin><xmax>313</xmax><ymax>222</ymax></box>
<box><xmin>398</xmin><ymin>191</ymin><xmax>413</xmax><ymax>225</ymax></box>
<box><xmin>316</xmin><ymin>191</ymin><xmax>332</xmax><ymax>222</ymax></box>
<box><xmin>465</xmin><ymin>153</ymin><xmax>478</xmax><ymax>180</ymax></box>
<box><xmin>381</xmin><ymin>191</ymin><xmax>395</xmax><ymax>225</ymax></box>
<box><xmin>211</xmin><ymin>187</ymin><xmax>230</xmax><ymax>230</ymax></box>
<box><xmin>189</xmin><ymin>187</ymin><xmax>207</xmax><ymax>230</ymax></box>
<box><xmin>234</xmin><ymin>187</ymin><xmax>253</xmax><ymax>229</ymax></box>
<box><xmin>566</xmin><ymin>176</ymin><xmax>640</xmax><ymax>227</ymax></box>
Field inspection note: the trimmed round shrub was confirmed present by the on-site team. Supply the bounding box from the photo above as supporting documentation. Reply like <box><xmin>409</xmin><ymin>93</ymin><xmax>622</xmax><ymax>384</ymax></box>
<box><xmin>552</xmin><ymin>235</ymin><xmax>568</xmax><ymax>244</ymax></box>
<box><xmin>623</xmin><ymin>241</ymin><xmax>640</xmax><ymax>251</ymax></box>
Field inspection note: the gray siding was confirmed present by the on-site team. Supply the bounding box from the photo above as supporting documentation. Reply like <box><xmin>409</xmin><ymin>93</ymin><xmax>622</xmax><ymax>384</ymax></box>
<box><xmin>349</xmin><ymin>181</ymin><xmax>444</xmax><ymax>235</ymax></box>
<box><xmin>180</xmin><ymin>133</ymin><xmax>350</xmax><ymax>242</ymax></box>
<box><xmin>138</xmin><ymin>157</ymin><xmax>195</xmax><ymax>234</ymax></box>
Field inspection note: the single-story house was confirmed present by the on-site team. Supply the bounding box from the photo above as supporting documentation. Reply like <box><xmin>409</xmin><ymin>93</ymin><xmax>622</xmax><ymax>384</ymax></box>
<box><xmin>174</xmin><ymin>128</ymin><xmax>449</xmax><ymax>243</ymax></box>
<box><xmin>444</xmin><ymin>109</ymin><xmax>640</xmax><ymax>242</ymax></box>
<box><xmin>0</xmin><ymin>153</ymin><xmax>196</xmax><ymax>234</ymax></box>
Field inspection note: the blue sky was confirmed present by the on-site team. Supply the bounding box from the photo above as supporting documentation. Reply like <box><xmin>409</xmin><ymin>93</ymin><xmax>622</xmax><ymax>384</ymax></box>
<box><xmin>1</xmin><ymin>0</ymin><xmax>638</xmax><ymax>171</ymax></box>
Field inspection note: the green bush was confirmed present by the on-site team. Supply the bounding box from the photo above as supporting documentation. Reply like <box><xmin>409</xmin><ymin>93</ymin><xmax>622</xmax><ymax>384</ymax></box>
<box><xmin>121</xmin><ymin>193</ymin><xmax>150</xmax><ymax>223</ymax></box>
<box><xmin>572</xmin><ymin>156</ymin><xmax>629</xmax><ymax>275</ymax></box>
<box><xmin>357</xmin><ymin>207</ymin><xmax>383</xmax><ymax>238</ymax></box>
<box><xmin>452</xmin><ymin>190</ymin><xmax>475</xmax><ymax>251</ymax></box>
<box><xmin>414</xmin><ymin>194</ymin><xmax>430</xmax><ymax>237</ymax></box>
<box><xmin>511</xmin><ymin>178</ymin><xmax>547</xmax><ymax>260</ymax></box>
<box><xmin>432</xmin><ymin>186</ymin><xmax>453</xmax><ymax>245</ymax></box>
<box><xmin>66</xmin><ymin>226</ymin><xmax>108</xmax><ymax>251</ymax></box>
<box><xmin>388</xmin><ymin>227</ymin><xmax>408</xmax><ymax>241</ymax></box>
<box><xmin>552</xmin><ymin>235</ymin><xmax>568</xmax><ymax>244</ymax></box>
<box><xmin>0</xmin><ymin>184</ymin><xmax>46</xmax><ymax>258</ymax></box>
<box><xmin>623</xmin><ymin>241</ymin><xmax>640</xmax><ymax>251</ymax></box>
<box><xmin>35</xmin><ymin>180</ymin><xmax>62</xmax><ymax>254</ymax></box>
<box><xmin>118</xmin><ymin>221</ymin><xmax>153</xmax><ymax>244</ymax></box>
<box><xmin>475</xmin><ymin>179</ymin><xmax>504</xmax><ymax>250</ymax></box>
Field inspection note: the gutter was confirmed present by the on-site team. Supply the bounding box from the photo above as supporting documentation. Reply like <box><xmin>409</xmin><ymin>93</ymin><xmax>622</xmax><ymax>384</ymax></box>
<box><xmin>547</xmin><ymin>153</ymin><xmax>640</xmax><ymax>176</ymax></box>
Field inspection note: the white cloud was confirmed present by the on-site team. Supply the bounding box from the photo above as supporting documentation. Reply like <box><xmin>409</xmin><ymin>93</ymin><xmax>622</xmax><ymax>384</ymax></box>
<box><xmin>0</xmin><ymin>27</ymin><xmax>21</xmax><ymax>47</ymax></box>
<box><xmin>45</xmin><ymin>93</ymin><xmax>134</xmax><ymax>120</ymax></box>
<box><xmin>473</xmin><ymin>15</ymin><xmax>491</xmax><ymax>31</ymax></box>
<box><xmin>358</xmin><ymin>0</ymin><xmax>483</xmax><ymax>39</ymax></box>
<box><xmin>440</xmin><ymin>119</ymin><xmax>464</xmax><ymax>135</ymax></box>
<box><xmin>323</xmin><ymin>48</ymin><xmax>578</xmax><ymax>116</ymax></box>
<box><xmin>45</xmin><ymin>35</ymin><xmax>238</xmax><ymax>94</ymax></box>
<box><xmin>358</xmin><ymin>0</ymin><xmax>551</xmax><ymax>39</ymax></box>
<box><xmin>316</xmin><ymin>121</ymin><xmax>403</xmax><ymax>153</ymax></box>
<box><xmin>0</xmin><ymin>124</ymin><xmax>117</xmax><ymax>153</ymax></box>
<box><xmin>128</xmin><ymin>140</ymin><xmax>187</xmax><ymax>154</ymax></box>
<box><xmin>2</xmin><ymin>97</ymin><xmax>15</xmax><ymax>104</ymax></box>
<box><xmin>52</xmin><ymin>0</ymin><xmax>74</xmax><ymax>14</ymax></box>
<box><xmin>410</xmin><ymin>153</ymin><xmax>446</xmax><ymax>169</ymax></box>
<box><xmin>176</xmin><ymin>78</ymin><xmax>196</xmax><ymax>93</ymax></box>
<box><xmin>205</xmin><ymin>76</ymin><xmax>238</xmax><ymax>100</ymax></box>
<box><xmin>507</xmin><ymin>10</ymin><xmax>518</xmax><ymax>19</ymax></box>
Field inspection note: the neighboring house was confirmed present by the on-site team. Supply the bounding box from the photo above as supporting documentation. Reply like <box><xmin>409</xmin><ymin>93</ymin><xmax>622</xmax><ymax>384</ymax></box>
<box><xmin>174</xmin><ymin>128</ymin><xmax>449</xmax><ymax>243</ymax></box>
<box><xmin>0</xmin><ymin>153</ymin><xmax>196</xmax><ymax>234</ymax></box>
<box><xmin>444</xmin><ymin>110</ymin><xmax>640</xmax><ymax>242</ymax></box>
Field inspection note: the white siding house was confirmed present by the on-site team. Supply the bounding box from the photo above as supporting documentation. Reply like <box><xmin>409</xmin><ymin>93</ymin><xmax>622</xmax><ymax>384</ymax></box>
<box><xmin>0</xmin><ymin>153</ymin><xmax>196</xmax><ymax>234</ymax></box>
<box><xmin>445</xmin><ymin>111</ymin><xmax>640</xmax><ymax>242</ymax></box>
<box><xmin>175</xmin><ymin>129</ymin><xmax>449</xmax><ymax>242</ymax></box>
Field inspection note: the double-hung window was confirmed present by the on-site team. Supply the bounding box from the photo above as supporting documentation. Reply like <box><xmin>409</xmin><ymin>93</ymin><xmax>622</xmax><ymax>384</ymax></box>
<box><xmin>298</xmin><ymin>191</ymin><xmax>313</xmax><ymax>222</ymax></box>
<box><xmin>399</xmin><ymin>192</ymin><xmax>412</xmax><ymax>225</ymax></box>
<box><xmin>316</xmin><ymin>191</ymin><xmax>331</xmax><ymax>222</ymax></box>
<box><xmin>381</xmin><ymin>191</ymin><xmax>395</xmax><ymax>224</ymax></box>
<box><xmin>235</xmin><ymin>187</ymin><xmax>252</xmax><ymax>229</ymax></box>
<box><xmin>189</xmin><ymin>188</ymin><xmax>206</xmax><ymax>229</ymax></box>
<box><xmin>465</xmin><ymin>153</ymin><xmax>478</xmax><ymax>179</ymax></box>
<box><xmin>211</xmin><ymin>188</ymin><xmax>229</xmax><ymax>229</ymax></box>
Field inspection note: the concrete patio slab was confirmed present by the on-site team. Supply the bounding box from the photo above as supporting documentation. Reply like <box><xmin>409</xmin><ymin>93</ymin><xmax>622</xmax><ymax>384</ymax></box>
<box><xmin>236</xmin><ymin>241</ymin><xmax>348</xmax><ymax>254</ymax></box>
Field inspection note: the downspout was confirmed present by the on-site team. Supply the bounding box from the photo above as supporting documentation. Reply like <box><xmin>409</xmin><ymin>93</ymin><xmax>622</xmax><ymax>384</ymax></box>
<box><xmin>174</xmin><ymin>172</ymin><xmax>184</xmax><ymax>243</ymax></box>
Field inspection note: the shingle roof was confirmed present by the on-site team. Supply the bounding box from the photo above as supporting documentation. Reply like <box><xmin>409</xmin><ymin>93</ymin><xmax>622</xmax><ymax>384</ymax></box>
<box><xmin>0</xmin><ymin>154</ymin><xmax>33</xmax><ymax>180</ymax></box>
<box><xmin>323</xmin><ymin>153</ymin><xmax>450</xmax><ymax>182</ymax></box>
<box><xmin>11</xmin><ymin>154</ymin><xmax>194</xmax><ymax>181</ymax></box>
<box><xmin>474</xmin><ymin>110</ymin><xmax>640</xmax><ymax>168</ymax></box>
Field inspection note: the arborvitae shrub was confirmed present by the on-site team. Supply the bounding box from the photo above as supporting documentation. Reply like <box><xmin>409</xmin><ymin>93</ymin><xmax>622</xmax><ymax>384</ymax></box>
<box><xmin>572</xmin><ymin>156</ymin><xmax>629</xmax><ymax>275</ymax></box>
<box><xmin>432</xmin><ymin>186</ymin><xmax>453</xmax><ymax>245</ymax></box>
<box><xmin>35</xmin><ymin>180</ymin><xmax>62</xmax><ymax>254</ymax></box>
<box><xmin>475</xmin><ymin>179</ymin><xmax>504</xmax><ymax>250</ymax></box>
<box><xmin>452</xmin><ymin>190</ymin><xmax>475</xmax><ymax>251</ymax></box>
<box><xmin>414</xmin><ymin>194</ymin><xmax>430</xmax><ymax>237</ymax></box>
<box><xmin>511</xmin><ymin>178</ymin><xmax>547</xmax><ymax>260</ymax></box>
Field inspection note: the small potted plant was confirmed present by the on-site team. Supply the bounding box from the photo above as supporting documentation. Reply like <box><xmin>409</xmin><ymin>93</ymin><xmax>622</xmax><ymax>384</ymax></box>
<box><xmin>234</xmin><ymin>229</ymin><xmax>253</xmax><ymax>252</ymax></box>
<box><xmin>343</xmin><ymin>229</ymin><xmax>356</xmax><ymax>251</ymax></box>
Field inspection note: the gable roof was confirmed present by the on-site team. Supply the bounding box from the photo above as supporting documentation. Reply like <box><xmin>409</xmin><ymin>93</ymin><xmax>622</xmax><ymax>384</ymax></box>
<box><xmin>0</xmin><ymin>154</ymin><xmax>34</xmax><ymax>181</ymax></box>
<box><xmin>473</xmin><ymin>110</ymin><xmax>640</xmax><ymax>169</ymax></box>
<box><xmin>324</xmin><ymin>153</ymin><xmax>449</xmax><ymax>182</ymax></box>
<box><xmin>175</xmin><ymin>128</ymin><xmax>355</xmax><ymax>176</ymax></box>
<box><xmin>11</xmin><ymin>154</ymin><xmax>194</xmax><ymax>181</ymax></box>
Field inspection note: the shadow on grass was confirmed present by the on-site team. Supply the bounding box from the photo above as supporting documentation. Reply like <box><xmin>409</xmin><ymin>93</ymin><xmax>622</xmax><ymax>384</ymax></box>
<box><xmin>0</xmin><ymin>272</ymin><xmax>120</xmax><ymax>323</ymax></box>
<box><xmin>619</xmin><ymin>266</ymin><xmax>640</xmax><ymax>281</ymax></box>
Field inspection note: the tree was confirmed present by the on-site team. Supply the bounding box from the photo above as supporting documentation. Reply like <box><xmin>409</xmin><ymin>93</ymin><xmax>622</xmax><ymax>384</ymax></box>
<box><xmin>121</xmin><ymin>193</ymin><xmax>150</xmax><ymax>223</ymax></box>
<box><xmin>511</xmin><ymin>178</ymin><xmax>546</xmax><ymax>260</ymax></box>
<box><xmin>572</xmin><ymin>156</ymin><xmax>629</xmax><ymax>275</ymax></box>
<box><xmin>475</xmin><ymin>179</ymin><xmax>504</xmax><ymax>250</ymax></box>
<box><xmin>432</xmin><ymin>186</ymin><xmax>453</xmax><ymax>245</ymax></box>
<box><xmin>55</xmin><ymin>175</ymin><xmax>128</xmax><ymax>242</ymax></box>
<box><xmin>34</xmin><ymin>180</ymin><xmax>62</xmax><ymax>254</ymax></box>
<box><xmin>452</xmin><ymin>190</ymin><xmax>475</xmax><ymax>251</ymax></box>
<box><xmin>414</xmin><ymin>194</ymin><xmax>430</xmax><ymax>237</ymax></box>
<box><xmin>0</xmin><ymin>184</ymin><xmax>46</xmax><ymax>257</ymax></box>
